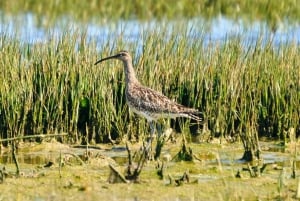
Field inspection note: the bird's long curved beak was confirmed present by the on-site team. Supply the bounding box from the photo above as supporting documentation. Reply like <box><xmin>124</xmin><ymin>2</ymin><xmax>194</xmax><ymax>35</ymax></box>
<box><xmin>94</xmin><ymin>54</ymin><xmax>119</xmax><ymax>65</ymax></box>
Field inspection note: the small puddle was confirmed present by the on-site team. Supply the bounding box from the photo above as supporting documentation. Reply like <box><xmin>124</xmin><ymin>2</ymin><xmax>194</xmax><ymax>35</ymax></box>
<box><xmin>196</xmin><ymin>174</ymin><xmax>219</xmax><ymax>182</ymax></box>
<box><xmin>1</xmin><ymin>152</ymin><xmax>53</xmax><ymax>165</ymax></box>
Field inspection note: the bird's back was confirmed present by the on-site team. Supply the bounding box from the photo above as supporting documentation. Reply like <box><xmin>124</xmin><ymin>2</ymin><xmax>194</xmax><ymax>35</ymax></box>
<box><xmin>126</xmin><ymin>82</ymin><xmax>201</xmax><ymax>122</ymax></box>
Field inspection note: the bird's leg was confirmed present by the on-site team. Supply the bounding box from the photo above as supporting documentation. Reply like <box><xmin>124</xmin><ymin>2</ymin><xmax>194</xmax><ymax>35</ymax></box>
<box><xmin>144</xmin><ymin>121</ymin><xmax>166</xmax><ymax>160</ymax></box>
<box><xmin>149</xmin><ymin>121</ymin><xmax>156</xmax><ymax>141</ymax></box>
<box><xmin>144</xmin><ymin>121</ymin><xmax>156</xmax><ymax>160</ymax></box>
<box><xmin>156</xmin><ymin>123</ymin><xmax>162</xmax><ymax>138</ymax></box>
<box><xmin>154</xmin><ymin>122</ymin><xmax>166</xmax><ymax>160</ymax></box>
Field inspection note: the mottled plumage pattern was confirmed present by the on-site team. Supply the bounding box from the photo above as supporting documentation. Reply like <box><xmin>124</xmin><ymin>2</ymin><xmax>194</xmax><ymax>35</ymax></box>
<box><xmin>126</xmin><ymin>83</ymin><xmax>201</xmax><ymax>122</ymax></box>
<box><xmin>95</xmin><ymin>50</ymin><xmax>202</xmax><ymax>123</ymax></box>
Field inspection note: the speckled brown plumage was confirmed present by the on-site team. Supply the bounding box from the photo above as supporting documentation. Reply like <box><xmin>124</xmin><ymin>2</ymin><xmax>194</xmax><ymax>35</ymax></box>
<box><xmin>95</xmin><ymin>50</ymin><xmax>202</xmax><ymax>123</ymax></box>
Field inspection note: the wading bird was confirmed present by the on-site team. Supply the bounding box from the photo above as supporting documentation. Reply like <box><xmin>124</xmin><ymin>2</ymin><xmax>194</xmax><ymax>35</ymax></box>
<box><xmin>94</xmin><ymin>50</ymin><xmax>202</xmax><ymax>139</ymax></box>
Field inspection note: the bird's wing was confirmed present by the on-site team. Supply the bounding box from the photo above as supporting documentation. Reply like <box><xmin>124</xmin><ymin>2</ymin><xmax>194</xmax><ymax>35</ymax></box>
<box><xmin>127</xmin><ymin>84</ymin><xmax>200</xmax><ymax>117</ymax></box>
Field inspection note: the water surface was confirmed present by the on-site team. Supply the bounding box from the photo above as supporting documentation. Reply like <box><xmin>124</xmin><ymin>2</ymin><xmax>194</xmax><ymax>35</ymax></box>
<box><xmin>1</xmin><ymin>12</ymin><xmax>299</xmax><ymax>51</ymax></box>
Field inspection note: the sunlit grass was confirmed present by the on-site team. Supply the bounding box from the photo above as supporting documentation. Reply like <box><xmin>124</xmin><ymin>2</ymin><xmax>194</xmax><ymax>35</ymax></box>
<box><xmin>0</xmin><ymin>25</ymin><xmax>299</xmax><ymax>145</ymax></box>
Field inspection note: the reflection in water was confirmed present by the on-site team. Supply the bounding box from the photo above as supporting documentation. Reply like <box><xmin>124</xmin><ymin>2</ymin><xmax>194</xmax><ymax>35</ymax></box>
<box><xmin>1</xmin><ymin>152</ymin><xmax>56</xmax><ymax>165</ymax></box>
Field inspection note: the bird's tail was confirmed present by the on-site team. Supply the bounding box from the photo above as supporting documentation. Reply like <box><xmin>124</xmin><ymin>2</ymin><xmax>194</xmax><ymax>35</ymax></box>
<box><xmin>187</xmin><ymin>112</ymin><xmax>203</xmax><ymax>122</ymax></box>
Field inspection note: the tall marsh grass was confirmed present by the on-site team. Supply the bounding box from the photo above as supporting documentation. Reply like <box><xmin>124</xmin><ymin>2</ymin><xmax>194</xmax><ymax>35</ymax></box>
<box><xmin>0</xmin><ymin>27</ymin><xmax>299</xmax><ymax>152</ymax></box>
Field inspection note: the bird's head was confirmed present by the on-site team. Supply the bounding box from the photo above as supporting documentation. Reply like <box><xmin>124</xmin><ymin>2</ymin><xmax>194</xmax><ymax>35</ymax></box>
<box><xmin>94</xmin><ymin>50</ymin><xmax>131</xmax><ymax>65</ymax></box>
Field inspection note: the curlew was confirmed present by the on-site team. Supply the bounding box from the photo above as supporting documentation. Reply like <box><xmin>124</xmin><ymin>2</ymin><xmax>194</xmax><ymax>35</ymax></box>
<box><xmin>94</xmin><ymin>50</ymin><xmax>202</xmax><ymax>138</ymax></box>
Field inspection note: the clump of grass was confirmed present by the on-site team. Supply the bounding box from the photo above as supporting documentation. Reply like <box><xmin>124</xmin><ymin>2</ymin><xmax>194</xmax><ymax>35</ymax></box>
<box><xmin>0</xmin><ymin>25</ymin><xmax>299</xmax><ymax>161</ymax></box>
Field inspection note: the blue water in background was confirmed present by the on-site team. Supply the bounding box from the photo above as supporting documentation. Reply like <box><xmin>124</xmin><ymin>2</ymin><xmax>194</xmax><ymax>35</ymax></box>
<box><xmin>0</xmin><ymin>12</ymin><xmax>299</xmax><ymax>51</ymax></box>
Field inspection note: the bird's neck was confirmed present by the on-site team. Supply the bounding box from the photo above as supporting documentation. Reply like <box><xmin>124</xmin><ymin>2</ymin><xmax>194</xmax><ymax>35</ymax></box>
<box><xmin>123</xmin><ymin>60</ymin><xmax>139</xmax><ymax>85</ymax></box>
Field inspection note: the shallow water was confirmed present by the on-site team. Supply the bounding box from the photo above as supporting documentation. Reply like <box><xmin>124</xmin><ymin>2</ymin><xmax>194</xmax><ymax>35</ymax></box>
<box><xmin>1</xmin><ymin>12</ymin><xmax>299</xmax><ymax>51</ymax></box>
<box><xmin>0</xmin><ymin>141</ymin><xmax>296</xmax><ymax>166</ymax></box>
<box><xmin>0</xmin><ymin>141</ymin><xmax>299</xmax><ymax>200</ymax></box>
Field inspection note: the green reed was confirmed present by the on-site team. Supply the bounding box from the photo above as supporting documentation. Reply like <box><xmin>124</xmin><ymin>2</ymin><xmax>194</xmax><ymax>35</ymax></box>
<box><xmin>0</xmin><ymin>27</ymin><xmax>299</xmax><ymax>150</ymax></box>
